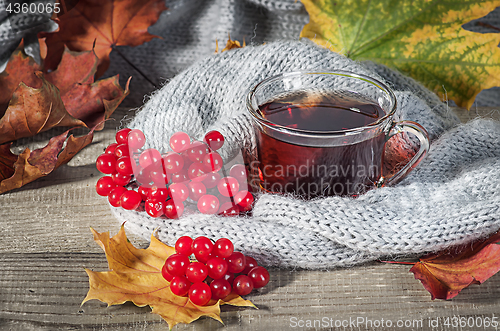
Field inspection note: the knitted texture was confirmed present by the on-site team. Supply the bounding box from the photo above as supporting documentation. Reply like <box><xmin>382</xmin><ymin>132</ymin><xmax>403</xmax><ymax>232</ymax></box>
<box><xmin>110</xmin><ymin>40</ymin><xmax>500</xmax><ymax>269</ymax></box>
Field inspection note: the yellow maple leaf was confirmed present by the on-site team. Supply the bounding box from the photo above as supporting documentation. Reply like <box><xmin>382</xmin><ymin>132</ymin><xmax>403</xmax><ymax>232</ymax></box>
<box><xmin>300</xmin><ymin>0</ymin><xmax>500</xmax><ymax>109</ymax></box>
<box><xmin>82</xmin><ymin>225</ymin><xmax>255</xmax><ymax>329</ymax></box>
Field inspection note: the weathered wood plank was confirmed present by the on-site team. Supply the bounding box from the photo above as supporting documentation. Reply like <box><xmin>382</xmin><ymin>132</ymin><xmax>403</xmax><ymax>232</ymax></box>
<box><xmin>1</xmin><ymin>253</ymin><xmax>500</xmax><ymax>330</ymax></box>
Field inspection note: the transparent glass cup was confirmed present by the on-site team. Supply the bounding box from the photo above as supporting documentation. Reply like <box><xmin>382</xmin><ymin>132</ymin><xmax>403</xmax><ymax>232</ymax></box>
<box><xmin>246</xmin><ymin>71</ymin><xmax>430</xmax><ymax>198</ymax></box>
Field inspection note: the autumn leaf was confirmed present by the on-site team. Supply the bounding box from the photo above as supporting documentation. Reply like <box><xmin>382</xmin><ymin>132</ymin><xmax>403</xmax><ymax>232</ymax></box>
<box><xmin>83</xmin><ymin>226</ymin><xmax>256</xmax><ymax>330</ymax></box>
<box><xmin>41</xmin><ymin>0</ymin><xmax>168</xmax><ymax>77</ymax></box>
<box><xmin>0</xmin><ymin>127</ymin><xmax>96</xmax><ymax>194</ymax></box>
<box><xmin>0</xmin><ymin>71</ymin><xmax>84</xmax><ymax>145</ymax></box>
<box><xmin>51</xmin><ymin>47</ymin><xmax>131</xmax><ymax>130</ymax></box>
<box><xmin>215</xmin><ymin>35</ymin><xmax>246</xmax><ymax>53</ymax></box>
<box><xmin>0</xmin><ymin>44</ymin><xmax>42</xmax><ymax>113</ymax></box>
<box><xmin>44</xmin><ymin>47</ymin><xmax>98</xmax><ymax>94</ymax></box>
<box><xmin>0</xmin><ymin>143</ymin><xmax>18</xmax><ymax>181</ymax></box>
<box><xmin>396</xmin><ymin>231</ymin><xmax>500</xmax><ymax>300</ymax></box>
<box><xmin>300</xmin><ymin>0</ymin><xmax>500</xmax><ymax>109</ymax></box>
<box><xmin>0</xmin><ymin>46</ymin><xmax>130</xmax><ymax>194</ymax></box>
<box><xmin>0</xmin><ymin>47</ymin><xmax>130</xmax><ymax>142</ymax></box>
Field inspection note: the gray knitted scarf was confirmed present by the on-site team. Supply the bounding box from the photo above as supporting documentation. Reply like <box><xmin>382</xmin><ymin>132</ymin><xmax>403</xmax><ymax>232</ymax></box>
<box><xmin>112</xmin><ymin>41</ymin><xmax>500</xmax><ymax>269</ymax></box>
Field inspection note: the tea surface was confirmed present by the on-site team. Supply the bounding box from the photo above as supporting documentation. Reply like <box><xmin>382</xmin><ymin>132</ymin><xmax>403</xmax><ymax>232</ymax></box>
<box><xmin>259</xmin><ymin>92</ymin><xmax>383</xmax><ymax>131</ymax></box>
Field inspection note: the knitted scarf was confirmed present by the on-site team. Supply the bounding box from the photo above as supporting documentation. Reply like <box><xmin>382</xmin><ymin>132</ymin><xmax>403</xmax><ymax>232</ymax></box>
<box><xmin>112</xmin><ymin>41</ymin><xmax>500</xmax><ymax>269</ymax></box>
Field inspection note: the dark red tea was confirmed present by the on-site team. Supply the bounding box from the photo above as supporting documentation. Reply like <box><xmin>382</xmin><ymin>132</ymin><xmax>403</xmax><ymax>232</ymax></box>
<box><xmin>255</xmin><ymin>92</ymin><xmax>386</xmax><ymax>197</ymax></box>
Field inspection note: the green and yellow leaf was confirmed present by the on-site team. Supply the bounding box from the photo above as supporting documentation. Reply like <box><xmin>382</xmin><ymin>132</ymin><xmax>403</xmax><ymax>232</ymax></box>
<box><xmin>300</xmin><ymin>0</ymin><xmax>500</xmax><ymax>109</ymax></box>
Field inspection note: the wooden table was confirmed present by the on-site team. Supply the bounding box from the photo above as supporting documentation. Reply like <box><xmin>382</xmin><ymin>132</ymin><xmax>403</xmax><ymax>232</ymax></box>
<box><xmin>1</xmin><ymin>107</ymin><xmax>499</xmax><ymax>330</ymax></box>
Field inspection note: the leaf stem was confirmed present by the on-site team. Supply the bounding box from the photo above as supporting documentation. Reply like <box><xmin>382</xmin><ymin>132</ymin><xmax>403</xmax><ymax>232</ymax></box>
<box><xmin>378</xmin><ymin>260</ymin><xmax>417</xmax><ymax>265</ymax></box>
<box><xmin>477</xmin><ymin>22</ymin><xmax>500</xmax><ymax>32</ymax></box>
<box><xmin>113</xmin><ymin>47</ymin><xmax>158</xmax><ymax>89</ymax></box>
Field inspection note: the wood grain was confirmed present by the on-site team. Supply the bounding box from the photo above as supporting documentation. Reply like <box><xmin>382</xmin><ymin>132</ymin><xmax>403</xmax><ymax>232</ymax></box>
<box><xmin>1</xmin><ymin>253</ymin><xmax>500</xmax><ymax>330</ymax></box>
<box><xmin>0</xmin><ymin>107</ymin><xmax>498</xmax><ymax>330</ymax></box>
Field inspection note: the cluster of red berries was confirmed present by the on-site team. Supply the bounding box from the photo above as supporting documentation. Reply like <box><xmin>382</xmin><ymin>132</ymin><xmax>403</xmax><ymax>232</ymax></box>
<box><xmin>162</xmin><ymin>236</ymin><xmax>270</xmax><ymax>306</ymax></box>
<box><xmin>95</xmin><ymin>128</ymin><xmax>254</xmax><ymax>218</ymax></box>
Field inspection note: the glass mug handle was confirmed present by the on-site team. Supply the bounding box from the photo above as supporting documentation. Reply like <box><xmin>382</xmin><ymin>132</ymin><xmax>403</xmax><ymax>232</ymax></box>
<box><xmin>377</xmin><ymin>121</ymin><xmax>430</xmax><ymax>187</ymax></box>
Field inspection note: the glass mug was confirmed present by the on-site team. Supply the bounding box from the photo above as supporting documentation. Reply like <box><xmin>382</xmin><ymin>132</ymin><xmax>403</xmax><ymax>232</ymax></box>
<box><xmin>246</xmin><ymin>71</ymin><xmax>430</xmax><ymax>198</ymax></box>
